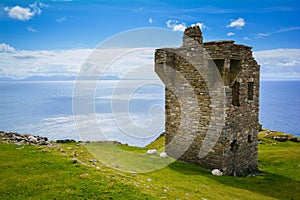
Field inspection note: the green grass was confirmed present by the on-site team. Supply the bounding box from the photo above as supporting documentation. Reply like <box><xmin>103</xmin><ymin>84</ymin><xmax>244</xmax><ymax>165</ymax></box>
<box><xmin>0</xmin><ymin>131</ymin><xmax>300</xmax><ymax>200</ymax></box>
<box><xmin>0</xmin><ymin>143</ymin><xmax>154</xmax><ymax>200</ymax></box>
<box><xmin>85</xmin><ymin>142</ymin><xmax>174</xmax><ymax>173</ymax></box>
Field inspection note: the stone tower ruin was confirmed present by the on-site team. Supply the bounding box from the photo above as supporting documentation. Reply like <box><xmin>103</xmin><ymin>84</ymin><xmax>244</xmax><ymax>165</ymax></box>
<box><xmin>155</xmin><ymin>26</ymin><xmax>260</xmax><ymax>176</ymax></box>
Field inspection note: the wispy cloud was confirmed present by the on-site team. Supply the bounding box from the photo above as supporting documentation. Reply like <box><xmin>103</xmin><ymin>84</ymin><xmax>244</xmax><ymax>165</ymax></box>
<box><xmin>258</xmin><ymin>6</ymin><xmax>299</xmax><ymax>13</ymax></box>
<box><xmin>255</xmin><ymin>33</ymin><xmax>270</xmax><ymax>38</ymax></box>
<box><xmin>226</xmin><ymin>17</ymin><xmax>245</xmax><ymax>29</ymax></box>
<box><xmin>27</xmin><ymin>26</ymin><xmax>37</xmax><ymax>32</ymax></box>
<box><xmin>141</xmin><ymin>6</ymin><xmax>237</xmax><ymax>15</ymax></box>
<box><xmin>243</xmin><ymin>37</ymin><xmax>251</xmax><ymax>41</ymax></box>
<box><xmin>13</xmin><ymin>55</ymin><xmax>39</xmax><ymax>60</ymax></box>
<box><xmin>186</xmin><ymin>6</ymin><xmax>299</xmax><ymax>14</ymax></box>
<box><xmin>2</xmin><ymin>42</ymin><xmax>299</xmax><ymax>81</ymax></box>
<box><xmin>0</xmin><ymin>44</ymin><xmax>92</xmax><ymax>79</ymax></box>
<box><xmin>254</xmin><ymin>49</ymin><xmax>300</xmax><ymax>80</ymax></box>
<box><xmin>276</xmin><ymin>26</ymin><xmax>300</xmax><ymax>33</ymax></box>
<box><xmin>227</xmin><ymin>32</ymin><xmax>235</xmax><ymax>36</ymax></box>
<box><xmin>148</xmin><ymin>17</ymin><xmax>153</xmax><ymax>24</ymax></box>
<box><xmin>4</xmin><ymin>0</ymin><xmax>48</xmax><ymax>21</ymax></box>
<box><xmin>56</xmin><ymin>17</ymin><xmax>67</xmax><ymax>23</ymax></box>
<box><xmin>255</xmin><ymin>26</ymin><xmax>300</xmax><ymax>38</ymax></box>
<box><xmin>0</xmin><ymin>44</ymin><xmax>157</xmax><ymax>80</ymax></box>
<box><xmin>140</xmin><ymin>5</ymin><xmax>299</xmax><ymax>17</ymax></box>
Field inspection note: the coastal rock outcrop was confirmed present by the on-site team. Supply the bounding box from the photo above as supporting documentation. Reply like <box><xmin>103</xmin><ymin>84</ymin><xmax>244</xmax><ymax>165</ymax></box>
<box><xmin>0</xmin><ymin>131</ymin><xmax>52</xmax><ymax>146</ymax></box>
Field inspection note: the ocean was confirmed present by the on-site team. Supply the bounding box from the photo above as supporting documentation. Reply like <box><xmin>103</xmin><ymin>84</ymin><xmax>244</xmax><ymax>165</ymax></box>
<box><xmin>260</xmin><ymin>80</ymin><xmax>300</xmax><ymax>136</ymax></box>
<box><xmin>0</xmin><ymin>80</ymin><xmax>299</xmax><ymax>146</ymax></box>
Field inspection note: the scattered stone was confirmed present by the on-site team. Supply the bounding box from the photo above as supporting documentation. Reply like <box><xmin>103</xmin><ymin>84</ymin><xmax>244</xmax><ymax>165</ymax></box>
<box><xmin>28</xmin><ymin>135</ymin><xmax>38</xmax><ymax>143</ymax></box>
<box><xmin>212</xmin><ymin>169</ymin><xmax>223</xmax><ymax>176</ymax></box>
<box><xmin>60</xmin><ymin>149</ymin><xmax>66</xmax><ymax>153</ymax></box>
<box><xmin>146</xmin><ymin>149</ymin><xmax>157</xmax><ymax>154</ymax></box>
<box><xmin>147</xmin><ymin>178</ymin><xmax>152</xmax><ymax>182</ymax></box>
<box><xmin>160</xmin><ymin>152</ymin><xmax>168</xmax><ymax>158</ymax></box>
<box><xmin>67</xmin><ymin>147</ymin><xmax>72</xmax><ymax>150</ymax></box>
<box><xmin>71</xmin><ymin>158</ymin><xmax>78</xmax><ymax>164</ymax></box>
<box><xmin>39</xmin><ymin>140</ymin><xmax>50</xmax><ymax>145</ymax></box>
<box><xmin>0</xmin><ymin>131</ymin><xmax>52</xmax><ymax>146</ymax></box>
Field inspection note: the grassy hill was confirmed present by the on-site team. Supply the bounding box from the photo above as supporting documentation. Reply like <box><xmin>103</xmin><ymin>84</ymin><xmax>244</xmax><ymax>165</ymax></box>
<box><xmin>0</xmin><ymin>130</ymin><xmax>299</xmax><ymax>200</ymax></box>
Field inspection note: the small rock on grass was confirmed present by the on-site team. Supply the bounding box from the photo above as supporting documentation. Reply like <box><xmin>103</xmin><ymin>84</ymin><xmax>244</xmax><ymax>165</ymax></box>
<box><xmin>72</xmin><ymin>158</ymin><xmax>78</xmax><ymax>163</ymax></box>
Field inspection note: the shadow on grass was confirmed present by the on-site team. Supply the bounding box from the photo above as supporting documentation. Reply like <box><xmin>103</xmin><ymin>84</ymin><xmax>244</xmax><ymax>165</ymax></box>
<box><xmin>168</xmin><ymin>161</ymin><xmax>300</xmax><ymax>200</ymax></box>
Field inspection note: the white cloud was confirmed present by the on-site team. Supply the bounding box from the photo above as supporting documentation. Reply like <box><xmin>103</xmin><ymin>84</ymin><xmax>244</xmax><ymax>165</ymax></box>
<box><xmin>243</xmin><ymin>37</ymin><xmax>251</xmax><ymax>41</ymax></box>
<box><xmin>148</xmin><ymin>17</ymin><xmax>153</xmax><ymax>24</ymax></box>
<box><xmin>166</xmin><ymin>20</ymin><xmax>186</xmax><ymax>32</ymax></box>
<box><xmin>4</xmin><ymin>1</ymin><xmax>48</xmax><ymax>21</ymax></box>
<box><xmin>191</xmin><ymin>22</ymin><xmax>207</xmax><ymax>30</ymax></box>
<box><xmin>2</xmin><ymin>44</ymin><xmax>299</xmax><ymax>81</ymax></box>
<box><xmin>255</xmin><ymin>33</ymin><xmax>270</xmax><ymax>38</ymax></box>
<box><xmin>254</xmin><ymin>49</ymin><xmax>300</xmax><ymax>80</ymax></box>
<box><xmin>56</xmin><ymin>17</ymin><xmax>67</xmax><ymax>23</ymax></box>
<box><xmin>30</xmin><ymin>0</ymin><xmax>49</xmax><ymax>9</ymax></box>
<box><xmin>227</xmin><ymin>17</ymin><xmax>245</xmax><ymax>29</ymax></box>
<box><xmin>167</xmin><ymin>20</ymin><xmax>207</xmax><ymax>32</ymax></box>
<box><xmin>227</xmin><ymin>32</ymin><xmax>235</xmax><ymax>36</ymax></box>
<box><xmin>254</xmin><ymin>26</ymin><xmax>300</xmax><ymax>39</ymax></box>
<box><xmin>0</xmin><ymin>43</ymin><xmax>15</xmax><ymax>52</ymax></box>
<box><xmin>173</xmin><ymin>24</ymin><xmax>186</xmax><ymax>32</ymax></box>
<box><xmin>27</xmin><ymin>26</ymin><xmax>37</xmax><ymax>32</ymax></box>
<box><xmin>0</xmin><ymin>46</ymin><xmax>159</xmax><ymax>80</ymax></box>
<box><xmin>0</xmin><ymin>47</ymin><xmax>92</xmax><ymax>79</ymax></box>
<box><xmin>276</xmin><ymin>26</ymin><xmax>300</xmax><ymax>33</ymax></box>
<box><xmin>4</xmin><ymin>6</ymin><xmax>35</xmax><ymax>21</ymax></box>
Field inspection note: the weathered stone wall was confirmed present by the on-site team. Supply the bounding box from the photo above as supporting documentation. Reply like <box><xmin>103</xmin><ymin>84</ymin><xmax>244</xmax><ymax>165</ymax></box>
<box><xmin>155</xmin><ymin>26</ymin><xmax>260</xmax><ymax>176</ymax></box>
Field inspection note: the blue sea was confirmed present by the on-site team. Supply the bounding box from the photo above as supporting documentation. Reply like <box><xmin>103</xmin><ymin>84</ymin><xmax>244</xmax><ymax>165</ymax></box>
<box><xmin>0</xmin><ymin>80</ymin><xmax>299</xmax><ymax>146</ymax></box>
<box><xmin>260</xmin><ymin>81</ymin><xmax>300</xmax><ymax>136</ymax></box>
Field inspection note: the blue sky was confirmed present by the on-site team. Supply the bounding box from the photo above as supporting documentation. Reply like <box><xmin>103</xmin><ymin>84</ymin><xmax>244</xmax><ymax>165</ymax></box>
<box><xmin>0</xmin><ymin>0</ymin><xmax>300</xmax><ymax>80</ymax></box>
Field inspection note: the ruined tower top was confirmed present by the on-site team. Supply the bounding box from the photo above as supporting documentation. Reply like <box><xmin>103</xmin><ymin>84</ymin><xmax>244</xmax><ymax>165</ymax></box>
<box><xmin>182</xmin><ymin>25</ymin><xmax>203</xmax><ymax>47</ymax></box>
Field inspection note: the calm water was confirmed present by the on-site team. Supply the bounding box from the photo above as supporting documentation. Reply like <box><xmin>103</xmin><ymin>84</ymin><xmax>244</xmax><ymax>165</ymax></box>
<box><xmin>0</xmin><ymin>80</ymin><xmax>165</xmax><ymax>146</ymax></box>
<box><xmin>260</xmin><ymin>81</ymin><xmax>300</xmax><ymax>136</ymax></box>
<box><xmin>0</xmin><ymin>80</ymin><xmax>299</xmax><ymax>146</ymax></box>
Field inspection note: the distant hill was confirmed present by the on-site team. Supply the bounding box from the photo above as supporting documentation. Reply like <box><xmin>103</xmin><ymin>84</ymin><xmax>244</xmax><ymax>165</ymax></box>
<box><xmin>0</xmin><ymin>78</ymin><xmax>14</xmax><ymax>82</ymax></box>
<box><xmin>75</xmin><ymin>75</ymin><xmax>119</xmax><ymax>81</ymax></box>
<box><xmin>0</xmin><ymin>75</ymin><xmax>120</xmax><ymax>82</ymax></box>
<box><xmin>22</xmin><ymin>76</ymin><xmax>76</xmax><ymax>81</ymax></box>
